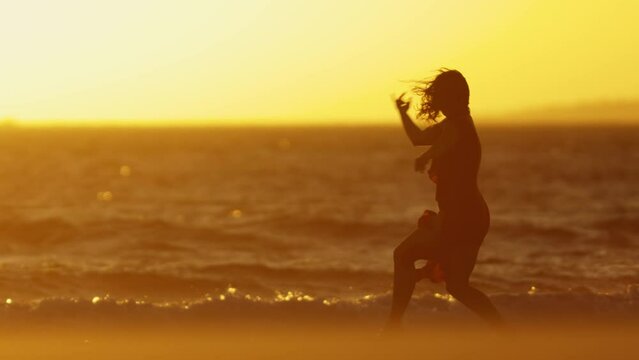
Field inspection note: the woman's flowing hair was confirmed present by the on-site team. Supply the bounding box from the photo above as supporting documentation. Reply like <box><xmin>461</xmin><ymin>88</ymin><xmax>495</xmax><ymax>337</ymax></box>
<box><xmin>412</xmin><ymin>68</ymin><xmax>470</xmax><ymax>122</ymax></box>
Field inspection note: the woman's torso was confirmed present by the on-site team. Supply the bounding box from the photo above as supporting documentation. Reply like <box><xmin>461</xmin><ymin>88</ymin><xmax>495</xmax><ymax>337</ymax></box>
<box><xmin>432</xmin><ymin>114</ymin><xmax>483</xmax><ymax>213</ymax></box>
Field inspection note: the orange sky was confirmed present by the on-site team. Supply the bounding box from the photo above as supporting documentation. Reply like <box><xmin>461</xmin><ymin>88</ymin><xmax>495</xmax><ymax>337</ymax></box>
<box><xmin>0</xmin><ymin>0</ymin><xmax>637</xmax><ymax>125</ymax></box>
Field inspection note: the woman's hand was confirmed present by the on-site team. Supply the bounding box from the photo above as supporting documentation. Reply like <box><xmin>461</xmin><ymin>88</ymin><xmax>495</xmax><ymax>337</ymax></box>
<box><xmin>394</xmin><ymin>92</ymin><xmax>411</xmax><ymax>115</ymax></box>
<box><xmin>414</xmin><ymin>155</ymin><xmax>430</xmax><ymax>173</ymax></box>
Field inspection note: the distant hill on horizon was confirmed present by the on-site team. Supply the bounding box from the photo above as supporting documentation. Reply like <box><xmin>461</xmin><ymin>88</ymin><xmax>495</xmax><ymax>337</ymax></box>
<box><xmin>495</xmin><ymin>99</ymin><xmax>639</xmax><ymax>123</ymax></box>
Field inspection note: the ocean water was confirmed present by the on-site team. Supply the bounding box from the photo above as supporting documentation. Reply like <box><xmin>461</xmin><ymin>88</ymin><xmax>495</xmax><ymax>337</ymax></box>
<box><xmin>0</xmin><ymin>124</ymin><xmax>637</xmax><ymax>324</ymax></box>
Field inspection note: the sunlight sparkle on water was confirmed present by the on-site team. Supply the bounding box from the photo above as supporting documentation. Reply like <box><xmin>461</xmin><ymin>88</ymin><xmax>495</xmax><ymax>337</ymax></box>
<box><xmin>227</xmin><ymin>286</ymin><xmax>237</xmax><ymax>294</ymax></box>
<box><xmin>275</xmin><ymin>290</ymin><xmax>315</xmax><ymax>302</ymax></box>
<box><xmin>322</xmin><ymin>298</ymin><xmax>339</xmax><ymax>306</ymax></box>
<box><xmin>5</xmin><ymin>298</ymin><xmax>12</xmax><ymax>305</ymax></box>
<box><xmin>354</xmin><ymin>294</ymin><xmax>375</xmax><ymax>304</ymax></box>
<box><xmin>97</xmin><ymin>191</ymin><xmax>113</xmax><ymax>202</ymax></box>
<box><xmin>92</xmin><ymin>296</ymin><xmax>101</xmax><ymax>304</ymax></box>
<box><xmin>119</xmin><ymin>165</ymin><xmax>131</xmax><ymax>177</ymax></box>
<box><xmin>243</xmin><ymin>294</ymin><xmax>263</xmax><ymax>302</ymax></box>
<box><xmin>434</xmin><ymin>292</ymin><xmax>455</xmax><ymax>303</ymax></box>
<box><xmin>275</xmin><ymin>291</ymin><xmax>294</xmax><ymax>302</ymax></box>
<box><xmin>528</xmin><ymin>286</ymin><xmax>537</xmax><ymax>295</ymax></box>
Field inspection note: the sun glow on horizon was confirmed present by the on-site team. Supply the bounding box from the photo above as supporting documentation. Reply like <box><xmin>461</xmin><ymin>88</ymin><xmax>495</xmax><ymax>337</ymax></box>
<box><xmin>1</xmin><ymin>0</ymin><xmax>638</xmax><ymax>126</ymax></box>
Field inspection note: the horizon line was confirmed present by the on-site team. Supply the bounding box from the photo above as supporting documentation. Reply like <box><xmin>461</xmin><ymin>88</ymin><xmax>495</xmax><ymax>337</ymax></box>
<box><xmin>1</xmin><ymin>117</ymin><xmax>637</xmax><ymax>128</ymax></box>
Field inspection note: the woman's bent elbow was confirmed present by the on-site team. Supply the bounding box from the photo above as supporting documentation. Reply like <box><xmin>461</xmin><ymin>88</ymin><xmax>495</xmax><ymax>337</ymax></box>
<box><xmin>407</xmin><ymin>134</ymin><xmax>422</xmax><ymax>146</ymax></box>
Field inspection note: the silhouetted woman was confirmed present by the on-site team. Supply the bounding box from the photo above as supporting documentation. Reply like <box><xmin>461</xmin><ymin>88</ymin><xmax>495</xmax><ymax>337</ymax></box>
<box><xmin>387</xmin><ymin>69</ymin><xmax>501</xmax><ymax>328</ymax></box>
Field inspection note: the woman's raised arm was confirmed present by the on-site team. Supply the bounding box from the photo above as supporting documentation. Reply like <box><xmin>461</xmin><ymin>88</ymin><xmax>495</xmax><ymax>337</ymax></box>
<box><xmin>395</xmin><ymin>93</ymin><xmax>443</xmax><ymax>146</ymax></box>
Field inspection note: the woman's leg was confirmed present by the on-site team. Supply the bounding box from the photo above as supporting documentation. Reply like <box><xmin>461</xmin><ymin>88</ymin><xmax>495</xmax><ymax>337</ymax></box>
<box><xmin>387</xmin><ymin>229</ymin><xmax>435</xmax><ymax>328</ymax></box>
<box><xmin>444</xmin><ymin>245</ymin><xmax>502</xmax><ymax>325</ymax></box>
<box><xmin>441</xmin><ymin>197</ymin><xmax>501</xmax><ymax>325</ymax></box>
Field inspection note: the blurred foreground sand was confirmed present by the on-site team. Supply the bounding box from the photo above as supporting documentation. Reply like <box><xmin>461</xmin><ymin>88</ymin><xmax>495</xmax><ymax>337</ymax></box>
<box><xmin>0</xmin><ymin>321</ymin><xmax>635</xmax><ymax>359</ymax></box>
